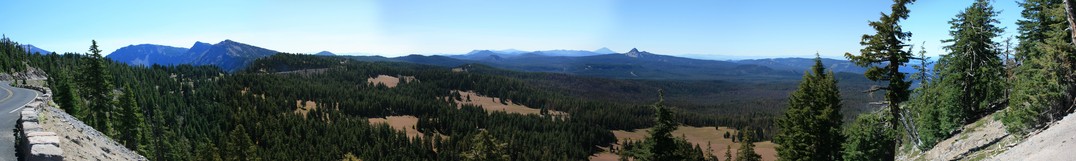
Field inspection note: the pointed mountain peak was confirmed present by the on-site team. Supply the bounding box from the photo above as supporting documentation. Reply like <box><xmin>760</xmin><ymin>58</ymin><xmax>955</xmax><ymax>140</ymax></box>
<box><xmin>623</xmin><ymin>48</ymin><xmax>647</xmax><ymax>58</ymax></box>
<box><xmin>593</xmin><ymin>47</ymin><xmax>616</xmax><ymax>54</ymax></box>
<box><xmin>315</xmin><ymin>51</ymin><xmax>335</xmax><ymax>56</ymax></box>
<box><xmin>467</xmin><ymin>50</ymin><xmax>498</xmax><ymax>55</ymax></box>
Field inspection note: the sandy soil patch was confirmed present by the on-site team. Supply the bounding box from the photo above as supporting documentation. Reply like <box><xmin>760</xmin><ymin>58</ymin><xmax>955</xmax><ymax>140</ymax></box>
<box><xmin>448</xmin><ymin>90</ymin><xmax>567</xmax><ymax>117</ymax></box>
<box><xmin>596</xmin><ymin>126</ymin><xmax>776</xmax><ymax>161</ymax></box>
<box><xmin>367</xmin><ymin>115</ymin><xmax>423</xmax><ymax>138</ymax></box>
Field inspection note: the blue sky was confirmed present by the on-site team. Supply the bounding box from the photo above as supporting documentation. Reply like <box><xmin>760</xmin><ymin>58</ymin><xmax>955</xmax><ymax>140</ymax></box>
<box><xmin>0</xmin><ymin>0</ymin><xmax>1021</xmax><ymax>59</ymax></box>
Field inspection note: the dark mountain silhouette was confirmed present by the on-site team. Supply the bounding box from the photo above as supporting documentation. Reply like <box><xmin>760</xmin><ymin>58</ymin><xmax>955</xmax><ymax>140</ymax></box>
<box><xmin>314</xmin><ymin>51</ymin><xmax>335</xmax><ymax>56</ymax></box>
<box><xmin>351</xmin><ymin>48</ymin><xmax>809</xmax><ymax>80</ymax></box>
<box><xmin>18</xmin><ymin>44</ymin><xmax>50</xmax><ymax>55</ymax></box>
<box><xmin>106</xmin><ymin>40</ymin><xmax>277</xmax><ymax>71</ymax></box>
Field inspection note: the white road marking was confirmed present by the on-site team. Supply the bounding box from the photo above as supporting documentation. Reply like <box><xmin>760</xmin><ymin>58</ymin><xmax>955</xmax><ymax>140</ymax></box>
<box><xmin>0</xmin><ymin>86</ymin><xmax>12</xmax><ymax>103</ymax></box>
<box><xmin>7</xmin><ymin>90</ymin><xmax>38</xmax><ymax>114</ymax></box>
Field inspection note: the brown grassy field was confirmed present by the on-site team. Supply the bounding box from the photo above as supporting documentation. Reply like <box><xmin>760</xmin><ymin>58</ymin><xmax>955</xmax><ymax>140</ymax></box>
<box><xmin>367</xmin><ymin>115</ymin><xmax>423</xmax><ymax>138</ymax></box>
<box><xmin>366</xmin><ymin>75</ymin><xmax>417</xmax><ymax>88</ymax></box>
<box><xmin>449</xmin><ymin>90</ymin><xmax>568</xmax><ymax>117</ymax></box>
<box><xmin>293</xmin><ymin>100</ymin><xmax>318</xmax><ymax>118</ymax></box>
<box><xmin>590</xmin><ymin>126</ymin><xmax>777</xmax><ymax>161</ymax></box>
<box><xmin>367</xmin><ymin>75</ymin><xmax>401</xmax><ymax>87</ymax></box>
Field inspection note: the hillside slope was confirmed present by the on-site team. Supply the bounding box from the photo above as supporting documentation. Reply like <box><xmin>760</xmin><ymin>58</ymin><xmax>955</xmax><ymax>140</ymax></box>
<box><xmin>899</xmin><ymin>111</ymin><xmax>1076</xmax><ymax>161</ymax></box>
<box><xmin>991</xmin><ymin>113</ymin><xmax>1076</xmax><ymax>160</ymax></box>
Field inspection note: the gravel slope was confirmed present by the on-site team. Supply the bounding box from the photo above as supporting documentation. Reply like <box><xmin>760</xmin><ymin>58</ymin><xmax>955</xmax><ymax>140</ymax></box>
<box><xmin>990</xmin><ymin>113</ymin><xmax>1076</xmax><ymax>161</ymax></box>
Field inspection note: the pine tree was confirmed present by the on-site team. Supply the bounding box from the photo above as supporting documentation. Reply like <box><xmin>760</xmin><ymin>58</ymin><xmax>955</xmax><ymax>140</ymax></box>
<box><xmin>645</xmin><ymin>90</ymin><xmax>681</xmax><ymax>161</ymax></box>
<box><xmin>725</xmin><ymin>145</ymin><xmax>733</xmax><ymax>161</ymax></box>
<box><xmin>117</xmin><ymin>83</ymin><xmax>145</xmax><ymax>151</ymax></box>
<box><xmin>460</xmin><ymin>130</ymin><xmax>510</xmax><ymax>161</ymax></box>
<box><xmin>54</xmin><ymin>68</ymin><xmax>84</xmax><ymax>118</ymax></box>
<box><xmin>774</xmin><ymin>56</ymin><xmax>844</xmax><ymax>161</ymax></box>
<box><xmin>842</xmin><ymin>112</ymin><xmax>897</xmax><ymax>161</ymax></box>
<box><xmin>939</xmin><ymin>0</ymin><xmax>1006</xmax><ymax>120</ymax></box>
<box><xmin>226</xmin><ymin>124</ymin><xmax>258</xmax><ymax>161</ymax></box>
<box><xmin>83</xmin><ymin>40</ymin><xmax>115</xmax><ymax>132</ymax></box>
<box><xmin>1004</xmin><ymin>0</ymin><xmax>1075</xmax><ymax>135</ymax></box>
<box><xmin>735</xmin><ymin>128</ymin><xmax>761</xmax><ymax>161</ymax></box>
<box><xmin>844</xmin><ymin>0</ymin><xmax>917</xmax><ymax>134</ymax></box>
<box><xmin>197</xmin><ymin>138</ymin><xmax>223</xmax><ymax>161</ymax></box>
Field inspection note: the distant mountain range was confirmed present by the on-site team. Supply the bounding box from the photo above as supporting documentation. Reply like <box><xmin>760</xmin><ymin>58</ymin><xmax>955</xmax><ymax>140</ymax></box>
<box><xmin>347</xmin><ymin>48</ymin><xmax>873</xmax><ymax>81</ymax></box>
<box><xmin>106</xmin><ymin>40</ymin><xmax>277</xmax><ymax>71</ymax></box>
<box><xmin>101</xmin><ymin>39</ymin><xmax>890</xmax><ymax>80</ymax></box>
<box><xmin>19</xmin><ymin>44</ymin><xmax>50</xmax><ymax>54</ymax></box>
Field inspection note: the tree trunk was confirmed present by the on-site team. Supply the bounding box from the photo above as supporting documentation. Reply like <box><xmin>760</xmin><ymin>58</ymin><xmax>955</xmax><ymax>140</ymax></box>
<box><xmin>1066</xmin><ymin>0</ymin><xmax>1076</xmax><ymax>45</ymax></box>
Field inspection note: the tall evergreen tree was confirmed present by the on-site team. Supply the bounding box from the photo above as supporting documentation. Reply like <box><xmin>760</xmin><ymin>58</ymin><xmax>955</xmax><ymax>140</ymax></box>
<box><xmin>735</xmin><ymin>128</ymin><xmax>761</xmax><ymax>161</ymax></box>
<box><xmin>1004</xmin><ymin>0</ymin><xmax>1076</xmax><ymax>134</ymax></box>
<box><xmin>117</xmin><ymin>83</ymin><xmax>146</xmax><ymax>151</ymax></box>
<box><xmin>841</xmin><ymin>112</ymin><xmax>897</xmax><ymax>161</ymax></box>
<box><xmin>82</xmin><ymin>40</ymin><xmax>115</xmax><ymax>132</ymax></box>
<box><xmin>53</xmin><ymin>68</ymin><xmax>84</xmax><ymax>118</ymax></box>
<box><xmin>844</xmin><ymin>0</ymin><xmax>917</xmax><ymax>133</ymax></box>
<box><xmin>645</xmin><ymin>90</ymin><xmax>681</xmax><ymax>161</ymax></box>
<box><xmin>460</xmin><ymin>130</ymin><xmax>510</xmax><ymax>161</ymax></box>
<box><xmin>939</xmin><ymin>0</ymin><xmax>1006</xmax><ymax>121</ymax></box>
<box><xmin>225</xmin><ymin>124</ymin><xmax>259</xmax><ymax>161</ymax></box>
<box><xmin>774</xmin><ymin>56</ymin><xmax>844</xmax><ymax>161</ymax></box>
<box><xmin>909</xmin><ymin>0</ymin><xmax>1006</xmax><ymax>148</ymax></box>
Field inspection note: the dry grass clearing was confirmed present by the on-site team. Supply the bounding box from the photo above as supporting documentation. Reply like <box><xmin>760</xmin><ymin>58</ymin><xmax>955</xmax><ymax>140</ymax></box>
<box><xmin>367</xmin><ymin>115</ymin><xmax>423</xmax><ymax>138</ymax></box>
<box><xmin>449</xmin><ymin>90</ymin><xmax>567</xmax><ymax>117</ymax></box>
<box><xmin>293</xmin><ymin>100</ymin><xmax>319</xmax><ymax>118</ymax></box>
<box><xmin>592</xmin><ymin>126</ymin><xmax>777</xmax><ymax>161</ymax></box>
<box><xmin>366</xmin><ymin>75</ymin><xmax>417</xmax><ymax>88</ymax></box>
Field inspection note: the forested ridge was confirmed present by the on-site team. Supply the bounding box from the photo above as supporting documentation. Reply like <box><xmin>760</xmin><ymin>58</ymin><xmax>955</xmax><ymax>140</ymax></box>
<box><xmin>1</xmin><ymin>36</ymin><xmax>766</xmax><ymax>160</ymax></box>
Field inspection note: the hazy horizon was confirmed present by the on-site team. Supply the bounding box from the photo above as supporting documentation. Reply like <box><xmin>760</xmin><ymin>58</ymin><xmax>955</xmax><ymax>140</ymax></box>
<box><xmin>1</xmin><ymin>0</ymin><xmax>1020</xmax><ymax>58</ymax></box>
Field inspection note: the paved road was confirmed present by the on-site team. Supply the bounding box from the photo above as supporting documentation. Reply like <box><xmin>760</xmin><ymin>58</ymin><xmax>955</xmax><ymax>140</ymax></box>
<box><xmin>0</xmin><ymin>82</ymin><xmax>40</xmax><ymax>161</ymax></box>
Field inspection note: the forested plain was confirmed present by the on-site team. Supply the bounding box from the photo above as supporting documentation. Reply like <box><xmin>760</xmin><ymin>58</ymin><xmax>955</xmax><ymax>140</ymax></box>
<box><xmin>1</xmin><ymin>37</ymin><xmax>789</xmax><ymax>160</ymax></box>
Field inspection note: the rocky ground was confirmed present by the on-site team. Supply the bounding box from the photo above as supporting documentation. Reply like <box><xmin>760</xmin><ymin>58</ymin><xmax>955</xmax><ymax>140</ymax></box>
<box><xmin>37</xmin><ymin>103</ymin><xmax>145</xmax><ymax>161</ymax></box>
<box><xmin>899</xmin><ymin>111</ymin><xmax>1076</xmax><ymax>161</ymax></box>
<box><xmin>990</xmin><ymin>113</ymin><xmax>1076</xmax><ymax>161</ymax></box>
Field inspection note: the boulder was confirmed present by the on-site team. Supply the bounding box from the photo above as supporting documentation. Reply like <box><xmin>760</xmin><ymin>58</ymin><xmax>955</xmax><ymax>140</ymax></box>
<box><xmin>27</xmin><ymin>144</ymin><xmax>63</xmax><ymax>161</ymax></box>
<box><xmin>20</xmin><ymin>121</ymin><xmax>42</xmax><ymax>132</ymax></box>
<box><xmin>28</xmin><ymin>135</ymin><xmax>61</xmax><ymax>147</ymax></box>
